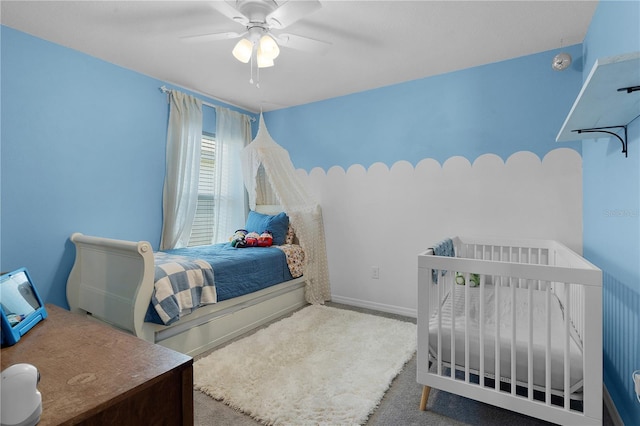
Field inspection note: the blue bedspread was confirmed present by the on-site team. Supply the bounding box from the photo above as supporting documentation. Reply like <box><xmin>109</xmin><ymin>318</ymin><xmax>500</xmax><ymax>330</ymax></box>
<box><xmin>145</xmin><ymin>243</ymin><xmax>294</xmax><ymax>325</ymax></box>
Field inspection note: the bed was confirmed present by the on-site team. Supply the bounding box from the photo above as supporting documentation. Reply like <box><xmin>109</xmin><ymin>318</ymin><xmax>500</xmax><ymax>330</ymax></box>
<box><xmin>417</xmin><ymin>236</ymin><xmax>602</xmax><ymax>425</ymax></box>
<box><xmin>66</xmin><ymin>208</ymin><xmax>308</xmax><ymax>357</ymax></box>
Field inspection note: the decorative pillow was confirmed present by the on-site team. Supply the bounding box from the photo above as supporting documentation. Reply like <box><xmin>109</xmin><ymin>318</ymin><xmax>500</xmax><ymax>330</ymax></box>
<box><xmin>245</xmin><ymin>211</ymin><xmax>289</xmax><ymax>245</ymax></box>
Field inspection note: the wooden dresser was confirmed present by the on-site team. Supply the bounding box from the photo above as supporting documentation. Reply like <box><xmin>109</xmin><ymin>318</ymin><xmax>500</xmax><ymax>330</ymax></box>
<box><xmin>1</xmin><ymin>304</ymin><xmax>193</xmax><ymax>425</ymax></box>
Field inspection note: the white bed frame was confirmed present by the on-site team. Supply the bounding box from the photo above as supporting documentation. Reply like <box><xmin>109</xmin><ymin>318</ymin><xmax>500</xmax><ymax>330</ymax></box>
<box><xmin>66</xmin><ymin>232</ymin><xmax>307</xmax><ymax>357</ymax></box>
<box><xmin>417</xmin><ymin>236</ymin><xmax>602</xmax><ymax>425</ymax></box>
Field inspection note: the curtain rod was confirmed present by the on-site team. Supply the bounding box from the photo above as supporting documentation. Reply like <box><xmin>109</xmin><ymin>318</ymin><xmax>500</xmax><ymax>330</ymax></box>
<box><xmin>159</xmin><ymin>85</ymin><xmax>256</xmax><ymax>122</ymax></box>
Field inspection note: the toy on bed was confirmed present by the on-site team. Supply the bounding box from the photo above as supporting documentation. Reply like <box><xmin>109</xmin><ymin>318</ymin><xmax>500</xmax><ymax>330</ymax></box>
<box><xmin>244</xmin><ymin>232</ymin><xmax>259</xmax><ymax>247</ymax></box>
<box><xmin>257</xmin><ymin>231</ymin><xmax>273</xmax><ymax>247</ymax></box>
<box><xmin>230</xmin><ymin>229</ymin><xmax>248</xmax><ymax>248</ymax></box>
<box><xmin>230</xmin><ymin>229</ymin><xmax>273</xmax><ymax>248</ymax></box>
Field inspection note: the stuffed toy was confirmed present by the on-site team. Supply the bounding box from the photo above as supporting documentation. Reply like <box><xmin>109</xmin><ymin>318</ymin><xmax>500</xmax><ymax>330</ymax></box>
<box><xmin>230</xmin><ymin>229</ymin><xmax>247</xmax><ymax>248</ymax></box>
<box><xmin>245</xmin><ymin>232</ymin><xmax>260</xmax><ymax>247</ymax></box>
<box><xmin>469</xmin><ymin>273</ymin><xmax>480</xmax><ymax>287</ymax></box>
<box><xmin>257</xmin><ymin>231</ymin><xmax>273</xmax><ymax>247</ymax></box>
<box><xmin>455</xmin><ymin>272</ymin><xmax>480</xmax><ymax>287</ymax></box>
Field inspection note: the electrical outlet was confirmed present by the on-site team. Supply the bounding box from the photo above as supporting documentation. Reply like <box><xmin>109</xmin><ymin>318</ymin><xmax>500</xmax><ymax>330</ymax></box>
<box><xmin>371</xmin><ymin>266</ymin><xmax>379</xmax><ymax>279</ymax></box>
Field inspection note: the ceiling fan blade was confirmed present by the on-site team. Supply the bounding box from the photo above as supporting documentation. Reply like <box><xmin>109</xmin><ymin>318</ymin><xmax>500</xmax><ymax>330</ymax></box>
<box><xmin>266</xmin><ymin>0</ymin><xmax>322</xmax><ymax>29</ymax></box>
<box><xmin>274</xmin><ymin>33</ymin><xmax>331</xmax><ymax>54</ymax></box>
<box><xmin>181</xmin><ymin>31</ymin><xmax>245</xmax><ymax>42</ymax></box>
<box><xmin>210</xmin><ymin>1</ymin><xmax>249</xmax><ymax>26</ymax></box>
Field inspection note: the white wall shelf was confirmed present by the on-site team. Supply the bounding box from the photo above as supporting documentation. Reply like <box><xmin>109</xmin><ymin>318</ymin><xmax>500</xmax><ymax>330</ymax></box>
<box><xmin>556</xmin><ymin>52</ymin><xmax>640</xmax><ymax>157</ymax></box>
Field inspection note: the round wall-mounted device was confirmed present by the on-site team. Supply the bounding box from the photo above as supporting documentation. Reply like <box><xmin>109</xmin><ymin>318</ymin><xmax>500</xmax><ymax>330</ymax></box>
<box><xmin>552</xmin><ymin>52</ymin><xmax>572</xmax><ymax>71</ymax></box>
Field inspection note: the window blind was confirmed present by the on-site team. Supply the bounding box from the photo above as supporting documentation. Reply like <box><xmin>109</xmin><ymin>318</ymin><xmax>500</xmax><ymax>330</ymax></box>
<box><xmin>188</xmin><ymin>134</ymin><xmax>216</xmax><ymax>247</ymax></box>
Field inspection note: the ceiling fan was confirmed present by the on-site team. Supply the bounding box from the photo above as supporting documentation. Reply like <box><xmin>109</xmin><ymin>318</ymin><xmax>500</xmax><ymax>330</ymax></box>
<box><xmin>182</xmin><ymin>0</ymin><xmax>331</xmax><ymax>68</ymax></box>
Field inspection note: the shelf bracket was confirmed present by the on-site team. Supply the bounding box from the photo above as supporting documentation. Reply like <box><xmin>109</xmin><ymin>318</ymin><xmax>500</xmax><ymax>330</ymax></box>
<box><xmin>617</xmin><ymin>85</ymin><xmax>640</xmax><ymax>94</ymax></box>
<box><xmin>573</xmin><ymin>125</ymin><xmax>628</xmax><ymax>157</ymax></box>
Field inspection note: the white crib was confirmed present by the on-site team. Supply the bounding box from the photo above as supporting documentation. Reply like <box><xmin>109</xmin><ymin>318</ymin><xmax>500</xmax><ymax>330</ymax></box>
<box><xmin>417</xmin><ymin>236</ymin><xmax>602</xmax><ymax>425</ymax></box>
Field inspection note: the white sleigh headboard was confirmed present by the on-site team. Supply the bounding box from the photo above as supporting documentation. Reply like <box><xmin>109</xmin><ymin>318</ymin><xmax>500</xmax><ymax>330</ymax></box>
<box><xmin>254</xmin><ymin>204</ymin><xmax>284</xmax><ymax>215</ymax></box>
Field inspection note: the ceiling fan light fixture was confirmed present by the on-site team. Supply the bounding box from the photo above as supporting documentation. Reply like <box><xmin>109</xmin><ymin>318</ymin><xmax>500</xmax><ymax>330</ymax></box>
<box><xmin>258</xmin><ymin>34</ymin><xmax>280</xmax><ymax>60</ymax></box>
<box><xmin>192</xmin><ymin>0</ymin><xmax>328</xmax><ymax>84</ymax></box>
<box><xmin>232</xmin><ymin>38</ymin><xmax>253</xmax><ymax>63</ymax></box>
<box><xmin>256</xmin><ymin>52</ymin><xmax>275</xmax><ymax>68</ymax></box>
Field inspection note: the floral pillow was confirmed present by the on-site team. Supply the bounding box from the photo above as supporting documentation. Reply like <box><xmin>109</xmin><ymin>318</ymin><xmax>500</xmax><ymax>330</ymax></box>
<box><xmin>285</xmin><ymin>224</ymin><xmax>296</xmax><ymax>245</ymax></box>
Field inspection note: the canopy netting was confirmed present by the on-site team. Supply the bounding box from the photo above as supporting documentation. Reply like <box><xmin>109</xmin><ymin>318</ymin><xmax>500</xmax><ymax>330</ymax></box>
<box><xmin>241</xmin><ymin>115</ymin><xmax>331</xmax><ymax>304</ymax></box>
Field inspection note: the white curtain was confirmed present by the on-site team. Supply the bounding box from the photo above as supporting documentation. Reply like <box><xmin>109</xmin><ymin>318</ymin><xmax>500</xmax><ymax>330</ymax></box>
<box><xmin>211</xmin><ymin>106</ymin><xmax>252</xmax><ymax>243</ymax></box>
<box><xmin>160</xmin><ymin>90</ymin><xmax>203</xmax><ymax>250</ymax></box>
<box><xmin>241</xmin><ymin>115</ymin><xmax>331</xmax><ymax>304</ymax></box>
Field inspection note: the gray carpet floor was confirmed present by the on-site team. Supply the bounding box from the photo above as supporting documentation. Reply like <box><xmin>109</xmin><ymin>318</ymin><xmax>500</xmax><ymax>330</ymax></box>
<box><xmin>193</xmin><ymin>303</ymin><xmax>613</xmax><ymax>425</ymax></box>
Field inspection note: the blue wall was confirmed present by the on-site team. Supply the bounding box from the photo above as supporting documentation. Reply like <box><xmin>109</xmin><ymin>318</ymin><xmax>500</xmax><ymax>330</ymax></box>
<box><xmin>264</xmin><ymin>45</ymin><xmax>583</xmax><ymax>171</ymax></box>
<box><xmin>582</xmin><ymin>1</ymin><xmax>640</xmax><ymax>424</ymax></box>
<box><xmin>0</xmin><ymin>26</ymin><xmax>255</xmax><ymax>308</ymax></box>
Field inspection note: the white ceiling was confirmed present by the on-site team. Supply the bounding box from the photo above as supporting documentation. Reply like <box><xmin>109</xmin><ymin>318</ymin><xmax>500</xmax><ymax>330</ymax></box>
<box><xmin>1</xmin><ymin>0</ymin><xmax>598</xmax><ymax>113</ymax></box>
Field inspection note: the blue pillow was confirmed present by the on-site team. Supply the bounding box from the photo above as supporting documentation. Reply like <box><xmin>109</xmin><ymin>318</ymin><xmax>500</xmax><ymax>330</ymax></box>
<box><xmin>245</xmin><ymin>211</ymin><xmax>290</xmax><ymax>246</ymax></box>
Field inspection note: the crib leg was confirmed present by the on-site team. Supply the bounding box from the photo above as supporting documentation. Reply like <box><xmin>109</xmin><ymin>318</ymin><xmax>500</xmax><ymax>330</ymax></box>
<box><xmin>419</xmin><ymin>386</ymin><xmax>431</xmax><ymax>411</ymax></box>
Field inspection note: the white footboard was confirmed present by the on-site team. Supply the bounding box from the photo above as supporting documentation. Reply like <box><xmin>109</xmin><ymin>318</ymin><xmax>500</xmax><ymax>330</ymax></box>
<box><xmin>417</xmin><ymin>236</ymin><xmax>602</xmax><ymax>425</ymax></box>
<box><xmin>67</xmin><ymin>232</ymin><xmax>156</xmax><ymax>340</ymax></box>
<box><xmin>67</xmin><ymin>233</ymin><xmax>308</xmax><ymax>356</ymax></box>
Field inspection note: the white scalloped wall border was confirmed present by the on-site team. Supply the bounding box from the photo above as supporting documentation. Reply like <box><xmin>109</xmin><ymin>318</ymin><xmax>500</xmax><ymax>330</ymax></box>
<box><xmin>295</xmin><ymin>148</ymin><xmax>582</xmax><ymax>313</ymax></box>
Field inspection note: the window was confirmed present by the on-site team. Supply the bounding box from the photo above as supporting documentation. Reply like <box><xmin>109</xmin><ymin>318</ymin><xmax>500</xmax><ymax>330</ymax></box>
<box><xmin>188</xmin><ymin>132</ymin><xmax>216</xmax><ymax>247</ymax></box>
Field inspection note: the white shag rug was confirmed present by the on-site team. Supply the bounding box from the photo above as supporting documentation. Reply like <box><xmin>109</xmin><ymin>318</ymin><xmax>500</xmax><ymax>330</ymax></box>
<box><xmin>194</xmin><ymin>305</ymin><xmax>417</xmax><ymax>425</ymax></box>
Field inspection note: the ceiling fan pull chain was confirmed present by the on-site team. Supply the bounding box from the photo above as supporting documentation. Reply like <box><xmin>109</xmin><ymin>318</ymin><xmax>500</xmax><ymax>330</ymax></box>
<box><xmin>256</xmin><ymin>61</ymin><xmax>261</xmax><ymax>88</ymax></box>
<box><xmin>249</xmin><ymin>51</ymin><xmax>254</xmax><ymax>85</ymax></box>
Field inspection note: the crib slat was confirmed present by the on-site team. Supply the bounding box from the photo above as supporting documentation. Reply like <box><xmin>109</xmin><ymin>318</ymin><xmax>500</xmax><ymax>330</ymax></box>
<box><xmin>572</xmin><ymin>282</ymin><xmax>584</xmax><ymax>343</ymax></box>
<box><xmin>528</xmin><ymin>281</ymin><xmax>533</xmax><ymax>400</ymax></box>
<box><xmin>538</xmin><ymin>247</ymin><xmax>542</xmax><ymax>267</ymax></box>
<box><xmin>495</xmin><ymin>275</ymin><xmax>502</xmax><ymax>391</ymax></box>
<box><xmin>574</xmin><ymin>286</ymin><xmax>581</xmax><ymax>341</ymax></box>
<box><xmin>511</xmin><ymin>278</ymin><xmax>516</xmax><ymax>396</ymax></box>
<box><xmin>464</xmin><ymin>272</ymin><xmax>470</xmax><ymax>383</ymax></box>
<box><xmin>525</xmin><ymin>251</ymin><xmax>535</xmax><ymax>400</ymax></box>
<box><xmin>479</xmin><ymin>274</ymin><xmax>485</xmax><ymax>388</ymax></box>
<box><xmin>480</xmin><ymin>246</ymin><xmax>490</xmax><ymax>390</ymax></box>
<box><xmin>450</xmin><ymin>271</ymin><xmax>456</xmax><ymax>379</ymax></box>
<box><xmin>564</xmin><ymin>282</ymin><xmax>571</xmax><ymax>410</ymax></box>
<box><xmin>437</xmin><ymin>268</ymin><xmax>443</xmax><ymax>376</ymax></box>
<box><xmin>433</xmin><ymin>264</ymin><xmax>442</xmax><ymax>378</ymax></box>
<box><xmin>518</xmin><ymin>247</ymin><xmax>523</xmax><ymax>271</ymax></box>
<box><xmin>545</xmin><ymin>282</ymin><xmax>552</xmax><ymax>406</ymax></box>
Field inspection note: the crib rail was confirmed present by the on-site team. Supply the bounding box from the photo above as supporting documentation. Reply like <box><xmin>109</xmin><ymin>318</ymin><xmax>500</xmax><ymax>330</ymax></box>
<box><xmin>417</xmin><ymin>237</ymin><xmax>602</xmax><ymax>425</ymax></box>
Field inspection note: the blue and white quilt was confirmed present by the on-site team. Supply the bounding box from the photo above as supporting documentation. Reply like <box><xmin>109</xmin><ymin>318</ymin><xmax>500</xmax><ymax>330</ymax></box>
<box><xmin>150</xmin><ymin>252</ymin><xmax>217</xmax><ymax>325</ymax></box>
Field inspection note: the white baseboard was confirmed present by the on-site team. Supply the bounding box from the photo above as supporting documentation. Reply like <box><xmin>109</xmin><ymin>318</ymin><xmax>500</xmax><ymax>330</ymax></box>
<box><xmin>603</xmin><ymin>384</ymin><xmax>624</xmax><ymax>426</ymax></box>
<box><xmin>330</xmin><ymin>294</ymin><xmax>417</xmax><ymax>319</ymax></box>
